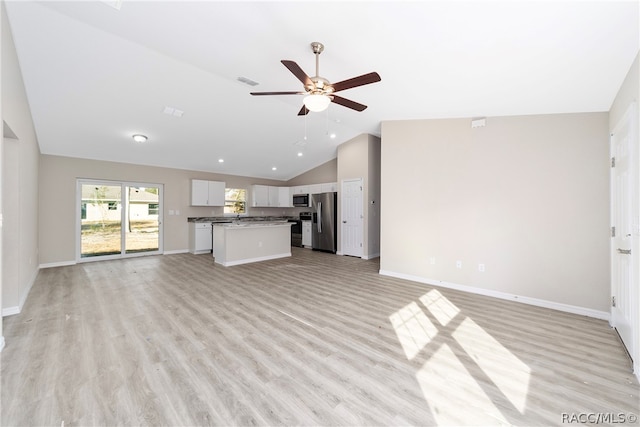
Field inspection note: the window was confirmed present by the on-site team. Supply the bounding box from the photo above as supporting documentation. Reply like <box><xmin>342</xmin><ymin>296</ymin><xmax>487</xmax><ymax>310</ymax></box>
<box><xmin>108</xmin><ymin>201</ymin><xmax>118</xmax><ymax>210</ymax></box>
<box><xmin>81</xmin><ymin>202</ymin><xmax>87</xmax><ymax>220</ymax></box>
<box><xmin>148</xmin><ymin>203</ymin><xmax>159</xmax><ymax>216</ymax></box>
<box><xmin>224</xmin><ymin>188</ymin><xmax>247</xmax><ymax>215</ymax></box>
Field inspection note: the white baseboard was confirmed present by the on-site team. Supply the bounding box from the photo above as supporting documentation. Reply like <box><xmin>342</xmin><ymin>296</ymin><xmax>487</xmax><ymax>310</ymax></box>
<box><xmin>216</xmin><ymin>252</ymin><xmax>291</xmax><ymax>267</ymax></box>
<box><xmin>164</xmin><ymin>249</ymin><xmax>189</xmax><ymax>255</ymax></box>
<box><xmin>0</xmin><ymin>336</ymin><xmax>4</xmax><ymax>352</ymax></box>
<box><xmin>187</xmin><ymin>250</ymin><xmax>211</xmax><ymax>255</ymax></box>
<box><xmin>39</xmin><ymin>260</ymin><xmax>75</xmax><ymax>269</ymax></box>
<box><xmin>2</xmin><ymin>306</ymin><xmax>19</xmax><ymax>316</ymax></box>
<box><xmin>363</xmin><ymin>252</ymin><xmax>380</xmax><ymax>260</ymax></box>
<box><xmin>2</xmin><ymin>266</ymin><xmax>40</xmax><ymax>317</ymax></box>
<box><xmin>379</xmin><ymin>269</ymin><xmax>610</xmax><ymax>321</ymax></box>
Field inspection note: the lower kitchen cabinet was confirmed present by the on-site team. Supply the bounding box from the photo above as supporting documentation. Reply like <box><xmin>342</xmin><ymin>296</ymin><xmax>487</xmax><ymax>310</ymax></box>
<box><xmin>302</xmin><ymin>220</ymin><xmax>312</xmax><ymax>247</ymax></box>
<box><xmin>189</xmin><ymin>222</ymin><xmax>213</xmax><ymax>254</ymax></box>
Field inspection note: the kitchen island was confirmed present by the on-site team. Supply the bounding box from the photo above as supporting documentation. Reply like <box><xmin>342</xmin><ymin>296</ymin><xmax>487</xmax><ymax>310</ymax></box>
<box><xmin>212</xmin><ymin>221</ymin><xmax>293</xmax><ymax>267</ymax></box>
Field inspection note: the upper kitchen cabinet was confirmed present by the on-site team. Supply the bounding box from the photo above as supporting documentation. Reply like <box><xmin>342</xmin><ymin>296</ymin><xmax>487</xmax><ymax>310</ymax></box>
<box><xmin>252</xmin><ymin>185</ymin><xmax>293</xmax><ymax>207</ymax></box>
<box><xmin>291</xmin><ymin>185</ymin><xmax>310</xmax><ymax>195</ymax></box>
<box><xmin>191</xmin><ymin>179</ymin><xmax>225</xmax><ymax>206</ymax></box>
<box><xmin>252</xmin><ymin>185</ymin><xmax>270</xmax><ymax>207</ymax></box>
<box><xmin>321</xmin><ymin>182</ymin><xmax>338</xmax><ymax>192</ymax></box>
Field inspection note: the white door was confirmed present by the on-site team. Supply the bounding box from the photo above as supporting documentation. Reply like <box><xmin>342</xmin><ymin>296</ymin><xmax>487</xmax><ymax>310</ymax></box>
<box><xmin>610</xmin><ymin>103</ymin><xmax>637</xmax><ymax>365</ymax></box>
<box><xmin>341</xmin><ymin>179</ymin><xmax>363</xmax><ymax>257</ymax></box>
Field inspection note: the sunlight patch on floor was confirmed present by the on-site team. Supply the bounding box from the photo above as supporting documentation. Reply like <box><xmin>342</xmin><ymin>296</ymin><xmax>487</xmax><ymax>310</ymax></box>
<box><xmin>420</xmin><ymin>289</ymin><xmax>460</xmax><ymax>326</ymax></box>
<box><xmin>416</xmin><ymin>343</ymin><xmax>509</xmax><ymax>426</ymax></box>
<box><xmin>452</xmin><ymin>317</ymin><xmax>531</xmax><ymax>413</ymax></box>
<box><xmin>389</xmin><ymin>301</ymin><xmax>438</xmax><ymax>360</ymax></box>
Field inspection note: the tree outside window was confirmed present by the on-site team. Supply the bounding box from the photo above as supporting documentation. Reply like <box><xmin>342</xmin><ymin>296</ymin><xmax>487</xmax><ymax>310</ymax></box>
<box><xmin>224</xmin><ymin>188</ymin><xmax>246</xmax><ymax>214</ymax></box>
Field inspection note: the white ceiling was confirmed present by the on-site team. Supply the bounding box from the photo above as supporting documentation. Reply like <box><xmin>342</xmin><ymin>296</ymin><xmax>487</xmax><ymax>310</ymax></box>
<box><xmin>5</xmin><ymin>1</ymin><xmax>639</xmax><ymax>181</ymax></box>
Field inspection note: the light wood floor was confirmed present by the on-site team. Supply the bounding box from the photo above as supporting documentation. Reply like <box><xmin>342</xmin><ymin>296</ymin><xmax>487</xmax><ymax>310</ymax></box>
<box><xmin>1</xmin><ymin>249</ymin><xmax>638</xmax><ymax>426</ymax></box>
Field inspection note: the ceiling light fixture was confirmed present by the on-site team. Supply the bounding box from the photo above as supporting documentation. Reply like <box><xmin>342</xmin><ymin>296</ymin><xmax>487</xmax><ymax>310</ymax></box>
<box><xmin>218</xmin><ymin>158</ymin><xmax>224</xmax><ymax>163</ymax></box>
<box><xmin>132</xmin><ymin>134</ymin><xmax>148</xmax><ymax>143</ymax></box>
<box><xmin>303</xmin><ymin>94</ymin><xmax>331</xmax><ymax>112</ymax></box>
<box><xmin>297</xmin><ymin>152</ymin><xmax>303</xmax><ymax>157</ymax></box>
<box><xmin>272</xmin><ymin>167</ymin><xmax>277</xmax><ymax>171</ymax></box>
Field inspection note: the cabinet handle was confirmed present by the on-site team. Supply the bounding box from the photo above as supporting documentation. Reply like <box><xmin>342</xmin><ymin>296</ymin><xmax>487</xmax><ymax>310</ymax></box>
<box><xmin>617</xmin><ymin>248</ymin><xmax>632</xmax><ymax>255</ymax></box>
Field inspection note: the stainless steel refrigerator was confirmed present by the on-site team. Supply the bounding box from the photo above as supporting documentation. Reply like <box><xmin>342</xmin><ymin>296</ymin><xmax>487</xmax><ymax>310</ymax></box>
<box><xmin>311</xmin><ymin>192</ymin><xmax>337</xmax><ymax>253</ymax></box>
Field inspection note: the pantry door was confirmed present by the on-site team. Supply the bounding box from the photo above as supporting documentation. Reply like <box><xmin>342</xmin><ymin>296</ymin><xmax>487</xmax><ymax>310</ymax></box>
<box><xmin>78</xmin><ymin>180</ymin><xmax>163</xmax><ymax>261</ymax></box>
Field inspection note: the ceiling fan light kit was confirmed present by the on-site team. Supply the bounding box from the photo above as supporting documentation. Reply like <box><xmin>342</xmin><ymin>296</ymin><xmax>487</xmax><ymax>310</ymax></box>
<box><xmin>250</xmin><ymin>42</ymin><xmax>381</xmax><ymax>116</ymax></box>
<box><xmin>303</xmin><ymin>93</ymin><xmax>331</xmax><ymax>112</ymax></box>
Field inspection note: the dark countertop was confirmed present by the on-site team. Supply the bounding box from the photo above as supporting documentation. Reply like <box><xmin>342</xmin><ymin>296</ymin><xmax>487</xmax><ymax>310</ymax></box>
<box><xmin>188</xmin><ymin>216</ymin><xmax>297</xmax><ymax>223</ymax></box>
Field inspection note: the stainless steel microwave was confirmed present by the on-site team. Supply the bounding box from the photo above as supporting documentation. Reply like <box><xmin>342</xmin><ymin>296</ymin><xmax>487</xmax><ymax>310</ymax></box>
<box><xmin>292</xmin><ymin>194</ymin><xmax>309</xmax><ymax>207</ymax></box>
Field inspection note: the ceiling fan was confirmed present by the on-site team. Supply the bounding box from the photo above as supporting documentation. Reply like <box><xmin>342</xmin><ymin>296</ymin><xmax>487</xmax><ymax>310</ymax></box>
<box><xmin>250</xmin><ymin>42</ymin><xmax>381</xmax><ymax>116</ymax></box>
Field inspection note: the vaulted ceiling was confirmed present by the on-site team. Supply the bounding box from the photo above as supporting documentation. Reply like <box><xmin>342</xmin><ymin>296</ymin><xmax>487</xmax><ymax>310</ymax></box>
<box><xmin>5</xmin><ymin>1</ymin><xmax>639</xmax><ymax>180</ymax></box>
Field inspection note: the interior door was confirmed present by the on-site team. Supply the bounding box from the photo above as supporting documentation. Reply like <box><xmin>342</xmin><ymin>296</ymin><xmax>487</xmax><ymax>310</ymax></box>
<box><xmin>341</xmin><ymin>178</ymin><xmax>363</xmax><ymax>257</ymax></box>
<box><xmin>610</xmin><ymin>104</ymin><xmax>636</xmax><ymax>363</ymax></box>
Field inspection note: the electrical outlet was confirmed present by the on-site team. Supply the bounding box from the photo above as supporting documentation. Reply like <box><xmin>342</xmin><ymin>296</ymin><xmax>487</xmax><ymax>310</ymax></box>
<box><xmin>456</xmin><ymin>260</ymin><xmax>462</xmax><ymax>269</ymax></box>
<box><xmin>478</xmin><ymin>263</ymin><xmax>485</xmax><ymax>272</ymax></box>
<box><xmin>430</xmin><ymin>257</ymin><xmax>436</xmax><ymax>265</ymax></box>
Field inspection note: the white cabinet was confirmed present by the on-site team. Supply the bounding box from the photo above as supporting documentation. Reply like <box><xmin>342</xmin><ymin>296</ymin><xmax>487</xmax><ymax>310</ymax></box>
<box><xmin>321</xmin><ymin>182</ymin><xmax>338</xmax><ymax>192</ymax></box>
<box><xmin>251</xmin><ymin>185</ymin><xmax>270</xmax><ymax>207</ymax></box>
<box><xmin>302</xmin><ymin>221</ymin><xmax>312</xmax><ymax>247</ymax></box>
<box><xmin>191</xmin><ymin>180</ymin><xmax>225</xmax><ymax>206</ymax></box>
<box><xmin>268</xmin><ymin>187</ymin><xmax>279</xmax><ymax>207</ymax></box>
<box><xmin>252</xmin><ymin>185</ymin><xmax>292</xmax><ymax>207</ymax></box>
<box><xmin>189</xmin><ymin>222</ymin><xmax>213</xmax><ymax>254</ymax></box>
<box><xmin>278</xmin><ymin>187</ymin><xmax>292</xmax><ymax>207</ymax></box>
<box><xmin>308</xmin><ymin>184</ymin><xmax>323</xmax><ymax>195</ymax></box>
<box><xmin>291</xmin><ymin>185</ymin><xmax>310</xmax><ymax>195</ymax></box>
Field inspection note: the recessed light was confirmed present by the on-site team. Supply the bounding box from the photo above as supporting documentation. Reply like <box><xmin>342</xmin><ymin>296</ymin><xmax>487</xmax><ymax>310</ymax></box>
<box><xmin>329</xmin><ymin>133</ymin><xmax>336</xmax><ymax>139</ymax></box>
<box><xmin>272</xmin><ymin>167</ymin><xmax>277</xmax><ymax>171</ymax></box>
<box><xmin>218</xmin><ymin>159</ymin><xmax>224</xmax><ymax>163</ymax></box>
<box><xmin>132</xmin><ymin>134</ymin><xmax>148</xmax><ymax>143</ymax></box>
<box><xmin>297</xmin><ymin>152</ymin><xmax>303</xmax><ymax>157</ymax></box>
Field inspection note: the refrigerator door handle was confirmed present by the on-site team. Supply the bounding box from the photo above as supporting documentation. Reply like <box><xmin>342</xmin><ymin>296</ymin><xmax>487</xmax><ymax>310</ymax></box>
<box><xmin>317</xmin><ymin>202</ymin><xmax>322</xmax><ymax>233</ymax></box>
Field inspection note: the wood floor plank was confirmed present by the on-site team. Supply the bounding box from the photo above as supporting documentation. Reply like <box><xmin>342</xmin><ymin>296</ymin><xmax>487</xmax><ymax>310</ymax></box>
<box><xmin>2</xmin><ymin>249</ymin><xmax>638</xmax><ymax>426</ymax></box>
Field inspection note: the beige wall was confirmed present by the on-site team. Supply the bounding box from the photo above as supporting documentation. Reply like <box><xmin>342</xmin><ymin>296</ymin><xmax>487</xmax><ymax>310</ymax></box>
<box><xmin>286</xmin><ymin>158</ymin><xmax>337</xmax><ymax>187</ymax></box>
<box><xmin>2</xmin><ymin>2</ymin><xmax>40</xmax><ymax>315</ymax></box>
<box><xmin>337</xmin><ymin>134</ymin><xmax>381</xmax><ymax>258</ymax></box>
<box><xmin>380</xmin><ymin>112</ymin><xmax>610</xmax><ymax>312</ymax></box>
<box><xmin>39</xmin><ymin>155</ymin><xmax>298</xmax><ymax>265</ymax></box>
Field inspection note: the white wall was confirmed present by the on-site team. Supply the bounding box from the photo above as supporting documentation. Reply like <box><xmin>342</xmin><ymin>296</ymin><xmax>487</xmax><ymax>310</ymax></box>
<box><xmin>380</xmin><ymin>112</ymin><xmax>610</xmax><ymax>315</ymax></box>
<box><xmin>1</xmin><ymin>2</ymin><xmax>40</xmax><ymax>317</ymax></box>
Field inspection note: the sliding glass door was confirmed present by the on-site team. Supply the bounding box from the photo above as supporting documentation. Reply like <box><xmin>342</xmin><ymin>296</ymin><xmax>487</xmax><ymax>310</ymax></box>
<box><xmin>78</xmin><ymin>180</ymin><xmax>163</xmax><ymax>260</ymax></box>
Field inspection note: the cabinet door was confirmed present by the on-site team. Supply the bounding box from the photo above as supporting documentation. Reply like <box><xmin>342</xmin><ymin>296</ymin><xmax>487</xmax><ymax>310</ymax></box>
<box><xmin>191</xmin><ymin>180</ymin><xmax>210</xmax><ymax>206</ymax></box>
<box><xmin>252</xmin><ymin>185</ymin><xmax>270</xmax><ymax>207</ymax></box>
<box><xmin>308</xmin><ymin>184</ymin><xmax>323</xmax><ymax>195</ymax></box>
<box><xmin>268</xmin><ymin>186</ymin><xmax>279</xmax><ymax>207</ymax></box>
<box><xmin>195</xmin><ymin>224</ymin><xmax>213</xmax><ymax>251</ymax></box>
<box><xmin>278</xmin><ymin>187</ymin><xmax>292</xmax><ymax>207</ymax></box>
<box><xmin>208</xmin><ymin>181</ymin><xmax>226</xmax><ymax>206</ymax></box>
<box><xmin>321</xmin><ymin>182</ymin><xmax>337</xmax><ymax>192</ymax></box>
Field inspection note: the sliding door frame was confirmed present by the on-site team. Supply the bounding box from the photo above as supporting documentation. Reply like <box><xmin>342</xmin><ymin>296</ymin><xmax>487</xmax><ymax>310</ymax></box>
<box><xmin>76</xmin><ymin>178</ymin><xmax>164</xmax><ymax>262</ymax></box>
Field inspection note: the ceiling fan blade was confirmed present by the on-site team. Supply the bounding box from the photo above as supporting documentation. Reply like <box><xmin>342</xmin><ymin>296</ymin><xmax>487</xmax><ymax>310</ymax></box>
<box><xmin>331</xmin><ymin>72</ymin><xmax>381</xmax><ymax>93</ymax></box>
<box><xmin>297</xmin><ymin>105</ymin><xmax>309</xmax><ymax>116</ymax></box>
<box><xmin>331</xmin><ymin>95</ymin><xmax>367</xmax><ymax>112</ymax></box>
<box><xmin>281</xmin><ymin>60</ymin><xmax>313</xmax><ymax>87</ymax></box>
<box><xmin>250</xmin><ymin>91</ymin><xmax>303</xmax><ymax>96</ymax></box>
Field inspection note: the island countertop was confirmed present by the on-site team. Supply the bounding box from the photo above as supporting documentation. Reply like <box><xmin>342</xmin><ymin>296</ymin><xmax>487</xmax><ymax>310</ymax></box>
<box><xmin>212</xmin><ymin>221</ymin><xmax>292</xmax><ymax>229</ymax></box>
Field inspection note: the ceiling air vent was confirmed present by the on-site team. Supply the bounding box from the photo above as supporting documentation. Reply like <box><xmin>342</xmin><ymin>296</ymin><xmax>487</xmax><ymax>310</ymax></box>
<box><xmin>237</xmin><ymin>76</ymin><xmax>259</xmax><ymax>87</ymax></box>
